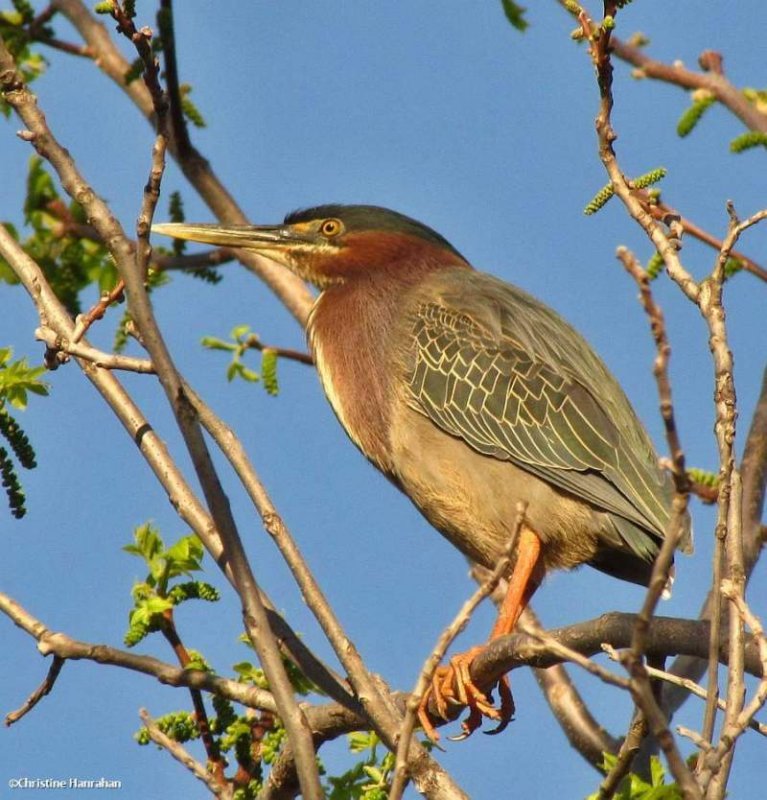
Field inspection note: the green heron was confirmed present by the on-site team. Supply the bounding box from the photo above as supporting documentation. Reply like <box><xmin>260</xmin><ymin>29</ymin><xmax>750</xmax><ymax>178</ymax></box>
<box><xmin>153</xmin><ymin>205</ymin><xmax>692</xmax><ymax>740</ymax></box>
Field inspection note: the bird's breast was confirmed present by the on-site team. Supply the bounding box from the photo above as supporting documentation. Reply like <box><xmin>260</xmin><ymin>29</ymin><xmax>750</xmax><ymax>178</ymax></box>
<box><xmin>308</xmin><ymin>287</ymin><xmax>402</xmax><ymax>474</ymax></box>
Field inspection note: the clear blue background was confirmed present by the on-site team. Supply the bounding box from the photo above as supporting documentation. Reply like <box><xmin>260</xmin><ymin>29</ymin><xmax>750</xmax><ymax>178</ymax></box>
<box><xmin>2</xmin><ymin>2</ymin><xmax>765</xmax><ymax>797</ymax></box>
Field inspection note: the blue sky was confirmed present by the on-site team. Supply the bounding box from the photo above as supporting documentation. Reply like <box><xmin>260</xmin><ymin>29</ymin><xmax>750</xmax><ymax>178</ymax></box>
<box><xmin>2</xmin><ymin>2</ymin><xmax>766</xmax><ymax>798</ymax></box>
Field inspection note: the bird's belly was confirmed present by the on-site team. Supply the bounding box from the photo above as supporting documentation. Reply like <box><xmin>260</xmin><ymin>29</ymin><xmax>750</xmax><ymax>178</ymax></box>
<box><xmin>389</xmin><ymin>405</ymin><xmax>604</xmax><ymax>573</ymax></box>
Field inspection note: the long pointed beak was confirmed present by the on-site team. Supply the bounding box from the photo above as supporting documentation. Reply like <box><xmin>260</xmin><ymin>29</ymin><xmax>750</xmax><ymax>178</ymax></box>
<box><xmin>151</xmin><ymin>222</ymin><xmax>311</xmax><ymax>250</ymax></box>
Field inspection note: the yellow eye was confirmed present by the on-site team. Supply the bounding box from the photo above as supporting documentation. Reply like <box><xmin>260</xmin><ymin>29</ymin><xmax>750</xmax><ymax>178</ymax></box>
<box><xmin>320</xmin><ymin>218</ymin><xmax>343</xmax><ymax>237</ymax></box>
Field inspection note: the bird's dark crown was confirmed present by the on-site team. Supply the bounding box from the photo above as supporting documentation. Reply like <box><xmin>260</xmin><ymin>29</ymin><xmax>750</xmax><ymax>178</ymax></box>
<box><xmin>285</xmin><ymin>204</ymin><xmax>464</xmax><ymax>260</ymax></box>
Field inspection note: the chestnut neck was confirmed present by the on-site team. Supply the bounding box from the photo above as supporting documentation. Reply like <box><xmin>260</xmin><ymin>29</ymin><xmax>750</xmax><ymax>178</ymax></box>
<box><xmin>307</xmin><ymin>243</ymin><xmax>470</xmax><ymax>472</ymax></box>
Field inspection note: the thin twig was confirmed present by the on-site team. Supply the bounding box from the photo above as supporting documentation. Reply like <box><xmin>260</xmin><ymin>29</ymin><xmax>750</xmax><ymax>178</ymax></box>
<box><xmin>604</xmin><ymin>643</ymin><xmax>767</xmax><ymax>738</ymax></box>
<box><xmin>70</xmin><ymin>279</ymin><xmax>126</xmax><ymax>343</ymax></box>
<box><xmin>160</xmin><ymin>611</ymin><xmax>227</xmax><ymax>785</ymax></box>
<box><xmin>677</xmin><ymin>726</ymin><xmax>712</xmax><ymax>753</ymax></box>
<box><xmin>0</xmin><ymin>589</ymin><xmax>278</xmax><ymax>713</ymax></box>
<box><xmin>139</xmin><ymin>708</ymin><xmax>230</xmax><ymax>798</ymax></box>
<box><xmin>597</xmin><ymin>711</ymin><xmax>647</xmax><ymax>799</ymax></box>
<box><xmin>615</xmin><ymin>246</ymin><xmax>688</xmax><ymax>492</ymax></box>
<box><xmin>642</xmin><ymin>198</ymin><xmax>767</xmax><ymax>284</ymax></box>
<box><xmin>525</xmin><ymin>624</ymin><xmax>629</xmax><ymax>690</ymax></box>
<box><xmin>4</xmin><ymin>656</ymin><xmax>64</xmax><ymax>726</ymax></box>
<box><xmin>244</xmin><ymin>334</ymin><xmax>314</xmax><ymax>366</ymax></box>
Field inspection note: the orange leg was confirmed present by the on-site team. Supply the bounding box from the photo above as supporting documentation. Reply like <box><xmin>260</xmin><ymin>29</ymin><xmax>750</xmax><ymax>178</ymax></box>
<box><xmin>418</xmin><ymin>525</ymin><xmax>544</xmax><ymax>741</ymax></box>
<box><xmin>490</xmin><ymin>526</ymin><xmax>544</xmax><ymax>639</ymax></box>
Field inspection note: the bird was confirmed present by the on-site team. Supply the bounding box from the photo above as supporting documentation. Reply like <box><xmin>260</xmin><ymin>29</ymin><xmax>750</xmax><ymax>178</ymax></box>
<box><xmin>153</xmin><ymin>205</ymin><xmax>692</xmax><ymax>740</ymax></box>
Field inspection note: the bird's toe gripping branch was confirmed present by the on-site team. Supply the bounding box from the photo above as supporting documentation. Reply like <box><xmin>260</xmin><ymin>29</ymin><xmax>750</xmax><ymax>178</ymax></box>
<box><xmin>417</xmin><ymin>646</ymin><xmax>516</xmax><ymax>741</ymax></box>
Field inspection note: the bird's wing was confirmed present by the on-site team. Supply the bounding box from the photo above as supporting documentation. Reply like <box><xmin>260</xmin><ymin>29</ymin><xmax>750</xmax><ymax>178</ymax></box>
<box><xmin>403</xmin><ymin>270</ymin><xmax>677</xmax><ymax>543</ymax></box>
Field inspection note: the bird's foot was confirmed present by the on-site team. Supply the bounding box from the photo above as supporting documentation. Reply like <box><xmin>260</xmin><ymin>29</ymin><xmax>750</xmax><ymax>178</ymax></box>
<box><xmin>417</xmin><ymin>646</ymin><xmax>515</xmax><ymax>742</ymax></box>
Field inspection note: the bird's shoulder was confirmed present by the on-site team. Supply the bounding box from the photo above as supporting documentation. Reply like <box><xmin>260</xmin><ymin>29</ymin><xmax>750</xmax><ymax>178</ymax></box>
<box><xmin>400</xmin><ymin>268</ymin><xmax>624</xmax><ymax>410</ymax></box>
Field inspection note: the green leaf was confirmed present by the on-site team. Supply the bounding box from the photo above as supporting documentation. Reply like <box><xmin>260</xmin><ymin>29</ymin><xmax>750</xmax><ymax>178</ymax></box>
<box><xmin>0</xmin><ymin>350</ymin><xmax>49</xmax><ymax>409</ymax></box>
<box><xmin>349</xmin><ymin>731</ymin><xmax>378</xmax><ymax>754</ymax></box>
<box><xmin>500</xmin><ymin>0</ymin><xmax>529</xmax><ymax>31</ymax></box>
<box><xmin>237</xmin><ymin>364</ymin><xmax>261</xmax><ymax>384</ymax></box>
<box><xmin>230</xmin><ymin>324</ymin><xmax>251</xmax><ymax>341</ymax></box>
<box><xmin>233</xmin><ymin>661</ymin><xmax>269</xmax><ymax>688</ymax></box>
<box><xmin>226</xmin><ymin>361</ymin><xmax>241</xmax><ymax>382</ymax></box>
<box><xmin>163</xmin><ymin>534</ymin><xmax>205</xmax><ymax>576</ymax></box>
<box><xmin>124</xmin><ymin>522</ymin><xmax>165</xmax><ymax>562</ymax></box>
<box><xmin>200</xmin><ymin>336</ymin><xmax>236</xmax><ymax>352</ymax></box>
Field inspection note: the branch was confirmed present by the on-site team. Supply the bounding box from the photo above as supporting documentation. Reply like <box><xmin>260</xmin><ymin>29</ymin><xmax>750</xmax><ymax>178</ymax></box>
<box><xmin>643</xmin><ymin>198</ymin><xmax>767</xmax><ymax>284</ymax></box>
<box><xmin>469</xmin><ymin>609</ymin><xmax>764</xmax><ymax>690</ymax></box>
<box><xmin>35</xmin><ymin>325</ymin><xmax>155</xmax><ymax>373</ymax></box>
<box><xmin>0</xmin><ymin>590</ymin><xmax>277</xmax><ymax>710</ymax></box>
<box><xmin>597</xmin><ymin>711</ymin><xmax>648</xmax><ymax>799</ymax></box>
<box><xmin>611</xmin><ymin>37</ymin><xmax>767</xmax><ymax>135</ymax></box>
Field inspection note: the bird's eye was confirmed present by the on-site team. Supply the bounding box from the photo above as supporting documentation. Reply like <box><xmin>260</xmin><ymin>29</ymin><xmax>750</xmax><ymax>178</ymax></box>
<box><xmin>320</xmin><ymin>219</ymin><xmax>343</xmax><ymax>237</ymax></box>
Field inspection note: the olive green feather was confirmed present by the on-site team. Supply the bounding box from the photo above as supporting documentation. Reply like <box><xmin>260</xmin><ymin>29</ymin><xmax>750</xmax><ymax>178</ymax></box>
<box><xmin>404</xmin><ymin>270</ymin><xmax>692</xmax><ymax>563</ymax></box>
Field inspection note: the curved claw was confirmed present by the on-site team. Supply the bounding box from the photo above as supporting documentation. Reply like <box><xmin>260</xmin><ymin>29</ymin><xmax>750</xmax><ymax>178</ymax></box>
<box><xmin>483</xmin><ymin>674</ymin><xmax>515</xmax><ymax>736</ymax></box>
<box><xmin>483</xmin><ymin>717</ymin><xmax>512</xmax><ymax>736</ymax></box>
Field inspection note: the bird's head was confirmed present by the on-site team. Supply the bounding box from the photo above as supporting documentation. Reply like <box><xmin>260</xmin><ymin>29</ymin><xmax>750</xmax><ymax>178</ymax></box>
<box><xmin>152</xmin><ymin>204</ymin><xmax>468</xmax><ymax>289</ymax></box>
